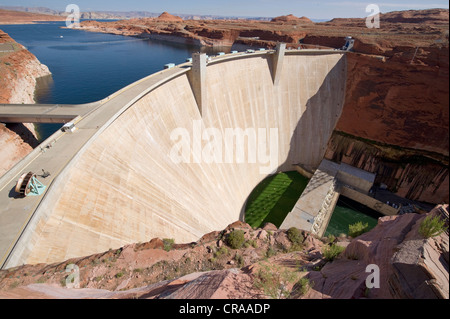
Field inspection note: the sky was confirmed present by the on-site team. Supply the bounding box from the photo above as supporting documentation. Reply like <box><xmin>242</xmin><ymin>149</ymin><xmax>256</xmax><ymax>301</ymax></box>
<box><xmin>0</xmin><ymin>0</ymin><xmax>448</xmax><ymax>19</ymax></box>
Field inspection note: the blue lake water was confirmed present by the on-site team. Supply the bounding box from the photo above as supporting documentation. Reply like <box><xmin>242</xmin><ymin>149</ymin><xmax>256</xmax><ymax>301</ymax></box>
<box><xmin>1</xmin><ymin>21</ymin><xmax>228</xmax><ymax>141</ymax></box>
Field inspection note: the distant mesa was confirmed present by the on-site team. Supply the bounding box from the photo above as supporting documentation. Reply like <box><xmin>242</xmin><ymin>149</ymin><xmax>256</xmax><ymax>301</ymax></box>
<box><xmin>381</xmin><ymin>8</ymin><xmax>449</xmax><ymax>24</ymax></box>
<box><xmin>157</xmin><ymin>11</ymin><xmax>183</xmax><ymax>22</ymax></box>
<box><xmin>327</xmin><ymin>8</ymin><xmax>449</xmax><ymax>25</ymax></box>
<box><xmin>271</xmin><ymin>14</ymin><xmax>313</xmax><ymax>24</ymax></box>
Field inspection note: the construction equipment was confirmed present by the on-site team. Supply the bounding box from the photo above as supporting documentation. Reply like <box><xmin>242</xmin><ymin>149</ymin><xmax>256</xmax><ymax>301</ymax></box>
<box><xmin>15</xmin><ymin>172</ymin><xmax>46</xmax><ymax>197</ymax></box>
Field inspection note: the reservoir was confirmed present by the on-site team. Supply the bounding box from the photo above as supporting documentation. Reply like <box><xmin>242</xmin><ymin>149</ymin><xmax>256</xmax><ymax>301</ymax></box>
<box><xmin>1</xmin><ymin>21</ymin><xmax>220</xmax><ymax>140</ymax></box>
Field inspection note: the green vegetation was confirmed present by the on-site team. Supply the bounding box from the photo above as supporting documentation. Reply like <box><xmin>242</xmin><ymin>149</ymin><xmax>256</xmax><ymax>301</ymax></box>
<box><xmin>225</xmin><ymin>230</ymin><xmax>246</xmax><ymax>249</ymax></box>
<box><xmin>322</xmin><ymin>243</ymin><xmax>345</xmax><ymax>262</ymax></box>
<box><xmin>244</xmin><ymin>239</ymin><xmax>257</xmax><ymax>248</ymax></box>
<box><xmin>419</xmin><ymin>215</ymin><xmax>447</xmax><ymax>238</ymax></box>
<box><xmin>265</xmin><ymin>246</ymin><xmax>277</xmax><ymax>258</ymax></box>
<box><xmin>163</xmin><ymin>238</ymin><xmax>175</xmax><ymax>252</ymax></box>
<box><xmin>234</xmin><ymin>253</ymin><xmax>244</xmax><ymax>268</ymax></box>
<box><xmin>287</xmin><ymin>227</ymin><xmax>304</xmax><ymax>244</ymax></box>
<box><xmin>348</xmin><ymin>221</ymin><xmax>369</xmax><ymax>238</ymax></box>
<box><xmin>245</xmin><ymin>171</ymin><xmax>309</xmax><ymax>228</ymax></box>
<box><xmin>287</xmin><ymin>227</ymin><xmax>304</xmax><ymax>252</ymax></box>
<box><xmin>115</xmin><ymin>272</ymin><xmax>124</xmax><ymax>278</ymax></box>
<box><xmin>325</xmin><ymin>201</ymin><xmax>380</xmax><ymax>237</ymax></box>
<box><xmin>214</xmin><ymin>246</ymin><xmax>229</xmax><ymax>258</ymax></box>
<box><xmin>254</xmin><ymin>263</ymin><xmax>301</xmax><ymax>299</ymax></box>
<box><xmin>326</xmin><ymin>234</ymin><xmax>336</xmax><ymax>244</ymax></box>
<box><xmin>292</xmin><ymin>277</ymin><xmax>314</xmax><ymax>297</ymax></box>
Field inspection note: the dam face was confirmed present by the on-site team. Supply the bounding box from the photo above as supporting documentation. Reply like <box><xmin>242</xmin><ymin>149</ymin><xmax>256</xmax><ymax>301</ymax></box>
<box><xmin>6</xmin><ymin>50</ymin><xmax>346</xmax><ymax>266</ymax></box>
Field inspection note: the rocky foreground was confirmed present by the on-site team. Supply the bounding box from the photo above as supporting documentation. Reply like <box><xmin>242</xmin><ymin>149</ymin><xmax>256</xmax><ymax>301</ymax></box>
<box><xmin>0</xmin><ymin>205</ymin><xmax>447</xmax><ymax>299</ymax></box>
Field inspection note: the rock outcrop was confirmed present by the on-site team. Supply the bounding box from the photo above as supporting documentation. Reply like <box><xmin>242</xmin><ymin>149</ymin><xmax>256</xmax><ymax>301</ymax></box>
<box><xmin>157</xmin><ymin>11</ymin><xmax>183</xmax><ymax>22</ymax></box>
<box><xmin>308</xmin><ymin>205</ymin><xmax>449</xmax><ymax>299</ymax></box>
<box><xmin>271</xmin><ymin>14</ymin><xmax>313</xmax><ymax>24</ymax></box>
<box><xmin>0</xmin><ymin>206</ymin><xmax>447</xmax><ymax>299</ymax></box>
<box><xmin>0</xmin><ymin>29</ymin><xmax>51</xmax><ymax>176</ymax></box>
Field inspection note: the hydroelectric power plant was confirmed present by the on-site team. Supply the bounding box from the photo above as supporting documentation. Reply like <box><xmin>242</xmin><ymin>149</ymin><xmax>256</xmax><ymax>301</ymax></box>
<box><xmin>0</xmin><ymin>45</ymin><xmax>349</xmax><ymax>268</ymax></box>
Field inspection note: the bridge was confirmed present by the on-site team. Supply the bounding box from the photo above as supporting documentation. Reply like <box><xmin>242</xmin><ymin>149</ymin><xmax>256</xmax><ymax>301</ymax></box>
<box><xmin>0</xmin><ymin>104</ymin><xmax>89</xmax><ymax>124</ymax></box>
<box><xmin>0</xmin><ymin>46</ymin><xmax>347</xmax><ymax>269</ymax></box>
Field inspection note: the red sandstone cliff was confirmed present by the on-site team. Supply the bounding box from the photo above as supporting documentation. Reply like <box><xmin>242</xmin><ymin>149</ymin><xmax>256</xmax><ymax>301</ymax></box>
<box><xmin>157</xmin><ymin>11</ymin><xmax>183</xmax><ymax>22</ymax></box>
<box><xmin>0</xmin><ymin>29</ymin><xmax>51</xmax><ymax>176</ymax></box>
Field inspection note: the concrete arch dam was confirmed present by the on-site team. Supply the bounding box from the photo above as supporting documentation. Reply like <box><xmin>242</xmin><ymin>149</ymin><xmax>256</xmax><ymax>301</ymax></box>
<box><xmin>1</xmin><ymin>48</ymin><xmax>346</xmax><ymax>267</ymax></box>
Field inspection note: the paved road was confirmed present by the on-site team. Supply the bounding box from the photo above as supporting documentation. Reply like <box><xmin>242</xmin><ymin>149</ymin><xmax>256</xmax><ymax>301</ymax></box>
<box><xmin>0</xmin><ymin>64</ymin><xmax>190</xmax><ymax>269</ymax></box>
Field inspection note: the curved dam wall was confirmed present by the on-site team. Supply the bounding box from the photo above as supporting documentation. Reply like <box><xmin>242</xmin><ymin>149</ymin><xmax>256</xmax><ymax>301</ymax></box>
<box><xmin>8</xmin><ymin>51</ymin><xmax>346</xmax><ymax>266</ymax></box>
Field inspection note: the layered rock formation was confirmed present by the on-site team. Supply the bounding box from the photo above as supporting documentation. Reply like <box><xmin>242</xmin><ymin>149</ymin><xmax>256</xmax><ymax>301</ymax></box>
<box><xmin>0</xmin><ymin>207</ymin><xmax>447</xmax><ymax>299</ymax></box>
<box><xmin>157</xmin><ymin>11</ymin><xmax>183</xmax><ymax>22</ymax></box>
<box><xmin>271</xmin><ymin>14</ymin><xmax>313</xmax><ymax>24</ymax></box>
<box><xmin>308</xmin><ymin>205</ymin><xmax>449</xmax><ymax>299</ymax></box>
<box><xmin>0</xmin><ymin>29</ymin><xmax>51</xmax><ymax>176</ymax></box>
<box><xmin>0</xmin><ymin>9</ymin><xmax>65</xmax><ymax>24</ymax></box>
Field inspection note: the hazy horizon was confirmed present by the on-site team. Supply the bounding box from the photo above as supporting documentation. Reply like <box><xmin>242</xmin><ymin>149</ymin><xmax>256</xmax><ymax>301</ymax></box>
<box><xmin>0</xmin><ymin>0</ymin><xmax>448</xmax><ymax>20</ymax></box>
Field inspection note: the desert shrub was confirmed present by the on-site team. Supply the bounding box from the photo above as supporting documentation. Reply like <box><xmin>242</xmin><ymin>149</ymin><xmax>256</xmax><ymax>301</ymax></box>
<box><xmin>265</xmin><ymin>246</ymin><xmax>277</xmax><ymax>258</ymax></box>
<box><xmin>287</xmin><ymin>227</ymin><xmax>304</xmax><ymax>244</ymax></box>
<box><xmin>322</xmin><ymin>243</ymin><xmax>345</xmax><ymax>262</ymax></box>
<box><xmin>292</xmin><ymin>277</ymin><xmax>314</xmax><ymax>297</ymax></box>
<box><xmin>244</xmin><ymin>239</ymin><xmax>257</xmax><ymax>248</ymax></box>
<box><xmin>115</xmin><ymin>272</ymin><xmax>124</xmax><ymax>278</ymax></box>
<box><xmin>326</xmin><ymin>234</ymin><xmax>336</xmax><ymax>244</ymax></box>
<box><xmin>214</xmin><ymin>246</ymin><xmax>229</xmax><ymax>258</ymax></box>
<box><xmin>254</xmin><ymin>263</ymin><xmax>300</xmax><ymax>299</ymax></box>
<box><xmin>163</xmin><ymin>238</ymin><xmax>175</xmax><ymax>252</ymax></box>
<box><xmin>234</xmin><ymin>253</ymin><xmax>244</xmax><ymax>268</ymax></box>
<box><xmin>348</xmin><ymin>221</ymin><xmax>369</xmax><ymax>238</ymax></box>
<box><xmin>419</xmin><ymin>215</ymin><xmax>447</xmax><ymax>238</ymax></box>
<box><xmin>226</xmin><ymin>230</ymin><xmax>246</xmax><ymax>249</ymax></box>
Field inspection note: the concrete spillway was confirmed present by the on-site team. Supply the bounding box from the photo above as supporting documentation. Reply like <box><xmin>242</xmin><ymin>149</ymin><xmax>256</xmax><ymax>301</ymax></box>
<box><xmin>2</xmin><ymin>49</ymin><xmax>346</xmax><ymax>267</ymax></box>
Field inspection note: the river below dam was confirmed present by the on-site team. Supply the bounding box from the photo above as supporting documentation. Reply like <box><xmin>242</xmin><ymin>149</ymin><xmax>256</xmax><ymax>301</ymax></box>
<box><xmin>1</xmin><ymin>21</ymin><xmax>230</xmax><ymax>141</ymax></box>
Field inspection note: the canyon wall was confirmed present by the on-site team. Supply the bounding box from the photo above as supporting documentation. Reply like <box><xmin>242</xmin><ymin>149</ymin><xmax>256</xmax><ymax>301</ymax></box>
<box><xmin>321</xmin><ymin>42</ymin><xmax>448</xmax><ymax>204</ymax></box>
<box><xmin>0</xmin><ymin>29</ymin><xmax>51</xmax><ymax>177</ymax></box>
